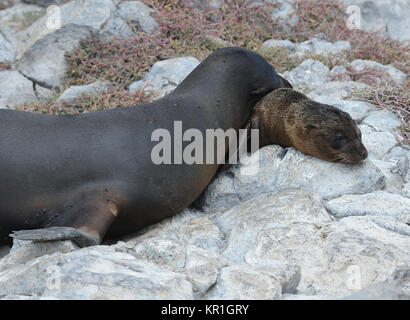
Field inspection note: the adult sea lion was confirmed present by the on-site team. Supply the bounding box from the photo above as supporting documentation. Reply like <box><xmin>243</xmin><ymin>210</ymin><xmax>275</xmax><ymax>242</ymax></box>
<box><xmin>248</xmin><ymin>88</ymin><xmax>368</xmax><ymax>163</ymax></box>
<box><xmin>0</xmin><ymin>47</ymin><xmax>292</xmax><ymax>247</ymax></box>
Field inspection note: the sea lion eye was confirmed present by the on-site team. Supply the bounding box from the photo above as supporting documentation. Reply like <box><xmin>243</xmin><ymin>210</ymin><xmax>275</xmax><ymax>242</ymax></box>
<box><xmin>335</xmin><ymin>132</ymin><xmax>345</xmax><ymax>141</ymax></box>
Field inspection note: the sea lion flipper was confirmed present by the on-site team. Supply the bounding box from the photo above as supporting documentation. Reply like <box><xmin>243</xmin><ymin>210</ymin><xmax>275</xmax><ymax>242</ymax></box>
<box><xmin>10</xmin><ymin>199</ymin><xmax>120</xmax><ymax>247</ymax></box>
<box><xmin>10</xmin><ymin>226</ymin><xmax>99</xmax><ymax>247</ymax></box>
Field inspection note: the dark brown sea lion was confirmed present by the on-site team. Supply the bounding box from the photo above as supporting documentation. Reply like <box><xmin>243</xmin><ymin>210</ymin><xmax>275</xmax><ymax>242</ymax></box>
<box><xmin>248</xmin><ymin>88</ymin><xmax>368</xmax><ymax>164</ymax></box>
<box><xmin>0</xmin><ymin>47</ymin><xmax>292</xmax><ymax>247</ymax></box>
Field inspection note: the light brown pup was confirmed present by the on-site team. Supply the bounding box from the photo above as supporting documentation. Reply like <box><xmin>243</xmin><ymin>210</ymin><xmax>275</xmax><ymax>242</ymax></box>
<box><xmin>249</xmin><ymin>88</ymin><xmax>368</xmax><ymax>164</ymax></box>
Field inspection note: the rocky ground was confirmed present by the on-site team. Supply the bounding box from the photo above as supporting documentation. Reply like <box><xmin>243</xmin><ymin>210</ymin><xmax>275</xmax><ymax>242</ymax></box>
<box><xmin>0</xmin><ymin>0</ymin><xmax>409</xmax><ymax>299</ymax></box>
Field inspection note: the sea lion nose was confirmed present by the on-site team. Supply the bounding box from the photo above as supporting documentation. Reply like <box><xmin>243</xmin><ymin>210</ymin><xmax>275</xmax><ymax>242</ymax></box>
<box><xmin>361</xmin><ymin>149</ymin><xmax>368</xmax><ymax>160</ymax></box>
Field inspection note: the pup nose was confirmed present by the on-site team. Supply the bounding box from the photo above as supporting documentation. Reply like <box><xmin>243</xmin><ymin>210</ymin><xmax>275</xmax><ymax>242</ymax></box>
<box><xmin>361</xmin><ymin>149</ymin><xmax>368</xmax><ymax>160</ymax></box>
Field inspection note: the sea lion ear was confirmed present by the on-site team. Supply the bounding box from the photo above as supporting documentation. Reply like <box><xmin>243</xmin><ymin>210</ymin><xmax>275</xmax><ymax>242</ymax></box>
<box><xmin>250</xmin><ymin>87</ymin><xmax>270</xmax><ymax>96</ymax></box>
<box><xmin>279</xmin><ymin>76</ymin><xmax>293</xmax><ymax>89</ymax></box>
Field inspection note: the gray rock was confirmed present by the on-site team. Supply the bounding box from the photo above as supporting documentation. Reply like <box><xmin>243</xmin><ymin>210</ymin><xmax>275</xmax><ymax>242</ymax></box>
<box><xmin>370</xmin><ymin>157</ymin><xmax>408</xmax><ymax>193</ymax></box>
<box><xmin>199</xmin><ymin>146</ymin><xmax>385</xmax><ymax>212</ymax></box>
<box><xmin>402</xmin><ymin>181</ymin><xmax>410</xmax><ymax>199</ymax></box>
<box><xmin>119</xmin><ymin>208</ymin><xmax>206</xmax><ymax>246</ymax></box>
<box><xmin>57</xmin><ymin>81</ymin><xmax>109</xmax><ymax>105</ymax></box>
<box><xmin>215</xmin><ymin>190</ymin><xmax>332</xmax><ymax>263</ymax></box>
<box><xmin>114</xmin><ymin>215</ymin><xmax>224</xmax><ymax>277</ymax></box>
<box><xmin>384</xmin><ymin>146</ymin><xmax>410</xmax><ymax>162</ymax></box>
<box><xmin>362</xmin><ymin>109</ymin><xmax>402</xmax><ymax>132</ymax></box>
<box><xmin>343</xmin><ymin>0</ymin><xmax>410</xmax><ymax>42</ymax></box>
<box><xmin>334</xmin><ymin>100</ymin><xmax>374</xmax><ymax>122</ymax></box>
<box><xmin>0</xmin><ymin>246</ymin><xmax>193</xmax><ymax>299</ymax></box>
<box><xmin>185</xmin><ymin>246</ymin><xmax>229</xmax><ymax>297</ymax></box>
<box><xmin>131</xmin><ymin>238</ymin><xmax>186</xmax><ymax>272</ymax></box>
<box><xmin>0</xmin><ymin>70</ymin><xmax>37</xmax><ymax>108</ymax></box>
<box><xmin>178</xmin><ymin>217</ymin><xmax>224</xmax><ymax>251</ymax></box>
<box><xmin>129</xmin><ymin>56</ymin><xmax>200</xmax><ymax>100</ymax></box>
<box><xmin>325</xmin><ymin>191</ymin><xmax>410</xmax><ymax>224</ymax></box>
<box><xmin>15</xmin><ymin>0</ymin><xmax>115</xmax><ymax>59</ymax></box>
<box><xmin>0</xmin><ymin>3</ymin><xmax>44</xmax><ymax>34</ymax></box>
<box><xmin>304</xmin><ymin>94</ymin><xmax>345</xmax><ymax>107</ymax></box>
<box><xmin>245</xmin><ymin>220</ymin><xmax>410</xmax><ymax>297</ymax></box>
<box><xmin>308</xmin><ymin>81</ymin><xmax>369</xmax><ymax>102</ymax></box>
<box><xmin>51</xmin><ymin>0</ymin><xmax>117</xmax><ymax>30</ymax></box>
<box><xmin>350</xmin><ymin>59</ymin><xmax>407</xmax><ymax>85</ymax></box>
<box><xmin>360</xmin><ymin>125</ymin><xmax>398</xmax><ymax>159</ymax></box>
<box><xmin>34</xmin><ymin>83</ymin><xmax>54</xmax><ymax>101</ymax></box>
<box><xmin>205</xmin><ymin>264</ymin><xmax>301</xmax><ymax>299</ymax></box>
<box><xmin>16</xmin><ymin>24</ymin><xmax>95</xmax><ymax>89</ymax></box>
<box><xmin>0</xmin><ymin>240</ymin><xmax>78</xmax><ymax>272</ymax></box>
<box><xmin>0</xmin><ymin>25</ymin><xmax>16</xmax><ymax>63</ymax></box>
<box><xmin>364</xmin><ymin>216</ymin><xmax>410</xmax><ymax>237</ymax></box>
<box><xmin>345</xmin><ymin>268</ymin><xmax>410</xmax><ymax>300</ymax></box>
<box><xmin>270</xmin><ymin>0</ymin><xmax>297</xmax><ymax>27</ymax></box>
<box><xmin>260</xmin><ymin>39</ymin><xmax>296</xmax><ymax>51</ymax></box>
<box><xmin>282</xmin><ymin>59</ymin><xmax>329</xmax><ymax>91</ymax></box>
<box><xmin>261</xmin><ymin>38</ymin><xmax>350</xmax><ymax>58</ymax></box>
<box><xmin>195</xmin><ymin>168</ymin><xmax>240</xmax><ymax>214</ymax></box>
<box><xmin>340</xmin><ymin>216</ymin><xmax>410</xmax><ymax>253</ymax></box>
<box><xmin>292</xmin><ymin>38</ymin><xmax>351</xmax><ymax>58</ymax></box>
<box><xmin>102</xmin><ymin>1</ymin><xmax>158</xmax><ymax>36</ymax></box>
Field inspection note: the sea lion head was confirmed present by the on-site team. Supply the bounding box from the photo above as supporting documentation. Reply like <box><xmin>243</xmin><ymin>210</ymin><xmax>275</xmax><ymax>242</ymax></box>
<box><xmin>292</xmin><ymin>102</ymin><xmax>368</xmax><ymax>164</ymax></box>
<box><xmin>253</xmin><ymin>89</ymin><xmax>368</xmax><ymax>164</ymax></box>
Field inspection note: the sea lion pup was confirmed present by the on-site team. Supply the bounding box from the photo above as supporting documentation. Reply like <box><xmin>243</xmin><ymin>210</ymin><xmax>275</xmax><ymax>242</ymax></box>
<box><xmin>0</xmin><ymin>47</ymin><xmax>292</xmax><ymax>247</ymax></box>
<box><xmin>248</xmin><ymin>88</ymin><xmax>368</xmax><ymax>164</ymax></box>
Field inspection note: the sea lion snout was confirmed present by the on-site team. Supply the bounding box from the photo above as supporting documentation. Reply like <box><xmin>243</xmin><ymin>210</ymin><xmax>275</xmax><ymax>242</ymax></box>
<box><xmin>339</xmin><ymin>138</ymin><xmax>368</xmax><ymax>163</ymax></box>
<box><xmin>351</xmin><ymin>140</ymin><xmax>368</xmax><ymax>162</ymax></box>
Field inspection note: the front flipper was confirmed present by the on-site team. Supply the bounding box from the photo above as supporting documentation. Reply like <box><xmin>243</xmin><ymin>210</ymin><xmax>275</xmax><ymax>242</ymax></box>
<box><xmin>11</xmin><ymin>227</ymin><xmax>99</xmax><ymax>247</ymax></box>
<box><xmin>11</xmin><ymin>197</ymin><xmax>119</xmax><ymax>247</ymax></box>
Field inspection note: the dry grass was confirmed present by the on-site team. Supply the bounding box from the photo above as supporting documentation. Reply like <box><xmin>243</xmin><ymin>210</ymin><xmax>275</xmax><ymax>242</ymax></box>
<box><xmin>0</xmin><ymin>0</ymin><xmax>14</xmax><ymax>10</ymax></box>
<box><xmin>350</xmin><ymin>79</ymin><xmax>410</xmax><ymax>143</ymax></box>
<box><xmin>0</xmin><ymin>62</ymin><xmax>11</xmax><ymax>71</ymax></box>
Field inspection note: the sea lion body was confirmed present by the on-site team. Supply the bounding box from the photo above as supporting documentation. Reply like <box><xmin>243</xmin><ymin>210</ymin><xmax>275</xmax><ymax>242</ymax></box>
<box><xmin>250</xmin><ymin>88</ymin><xmax>367</xmax><ymax>163</ymax></box>
<box><xmin>0</xmin><ymin>47</ymin><xmax>292</xmax><ymax>246</ymax></box>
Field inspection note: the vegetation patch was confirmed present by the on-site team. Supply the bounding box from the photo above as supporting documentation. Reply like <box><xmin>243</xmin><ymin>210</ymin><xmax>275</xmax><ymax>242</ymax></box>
<box><xmin>350</xmin><ymin>80</ymin><xmax>410</xmax><ymax>143</ymax></box>
<box><xmin>0</xmin><ymin>62</ymin><xmax>11</xmax><ymax>71</ymax></box>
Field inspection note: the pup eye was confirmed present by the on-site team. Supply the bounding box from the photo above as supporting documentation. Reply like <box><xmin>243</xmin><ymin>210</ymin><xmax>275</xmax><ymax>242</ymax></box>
<box><xmin>335</xmin><ymin>132</ymin><xmax>345</xmax><ymax>141</ymax></box>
